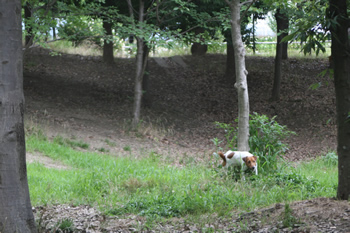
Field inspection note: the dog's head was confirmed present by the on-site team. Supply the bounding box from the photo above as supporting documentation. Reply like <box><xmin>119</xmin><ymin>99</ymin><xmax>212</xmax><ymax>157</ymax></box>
<box><xmin>242</xmin><ymin>156</ymin><xmax>258</xmax><ymax>170</ymax></box>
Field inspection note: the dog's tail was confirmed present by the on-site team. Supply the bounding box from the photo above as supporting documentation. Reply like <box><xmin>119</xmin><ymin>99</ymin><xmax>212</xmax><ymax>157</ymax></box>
<box><xmin>218</xmin><ymin>151</ymin><xmax>226</xmax><ymax>167</ymax></box>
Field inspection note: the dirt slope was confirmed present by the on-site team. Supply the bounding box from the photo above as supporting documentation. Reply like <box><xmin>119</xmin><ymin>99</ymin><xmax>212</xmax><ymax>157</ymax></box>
<box><xmin>24</xmin><ymin>48</ymin><xmax>344</xmax><ymax>232</ymax></box>
<box><xmin>24</xmin><ymin>48</ymin><xmax>336</xmax><ymax>161</ymax></box>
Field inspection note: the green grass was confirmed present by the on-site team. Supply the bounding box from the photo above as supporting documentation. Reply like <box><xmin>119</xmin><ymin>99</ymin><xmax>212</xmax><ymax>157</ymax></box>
<box><xmin>48</xmin><ymin>40</ymin><xmax>103</xmax><ymax>57</ymax></box>
<box><xmin>46</xmin><ymin>37</ymin><xmax>331</xmax><ymax>59</ymax></box>
<box><xmin>245</xmin><ymin>42</ymin><xmax>331</xmax><ymax>58</ymax></box>
<box><xmin>27</xmin><ymin>132</ymin><xmax>337</xmax><ymax>221</ymax></box>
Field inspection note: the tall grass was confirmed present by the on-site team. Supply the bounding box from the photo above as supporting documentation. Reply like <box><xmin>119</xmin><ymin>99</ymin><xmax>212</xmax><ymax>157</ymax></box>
<box><xmin>48</xmin><ymin>40</ymin><xmax>102</xmax><ymax>57</ymax></box>
<box><xmin>27</xmin><ymin>130</ymin><xmax>337</xmax><ymax>220</ymax></box>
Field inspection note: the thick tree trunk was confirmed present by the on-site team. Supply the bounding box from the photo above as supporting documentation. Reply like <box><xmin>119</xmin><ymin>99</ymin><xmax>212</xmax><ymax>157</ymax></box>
<box><xmin>329</xmin><ymin>0</ymin><xmax>350</xmax><ymax>200</ymax></box>
<box><xmin>24</xmin><ymin>2</ymin><xmax>33</xmax><ymax>47</ymax></box>
<box><xmin>271</xmin><ymin>8</ymin><xmax>286</xmax><ymax>101</ymax></box>
<box><xmin>229</xmin><ymin>0</ymin><xmax>250</xmax><ymax>151</ymax></box>
<box><xmin>0</xmin><ymin>0</ymin><xmax>37</xmax><ymax>232</ymax></box>
<box><xmin>103</xmin><ymin>20</ymin><xmax>114</xmax><ymax>64</ymax></box>
<box><xmin>225</xmin><ymin>32</ymin><xmax>236</xmax><ymax>82</ymax></box>
<box><xmin>191</xmin><ymin>28</ymin><xmax>208</xmax><ymax>56</ymax></box>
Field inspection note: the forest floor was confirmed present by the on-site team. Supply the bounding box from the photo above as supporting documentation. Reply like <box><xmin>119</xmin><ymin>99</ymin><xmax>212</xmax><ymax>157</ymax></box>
<box><xmin>24</xmin><ymin>48</ymin><xmax>350</xmax><ymax>232</ymax></box>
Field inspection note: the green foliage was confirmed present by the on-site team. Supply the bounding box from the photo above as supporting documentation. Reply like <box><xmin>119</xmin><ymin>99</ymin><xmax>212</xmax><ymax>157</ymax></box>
<box><xmin>280</xmin><ymin>0</ymin><xmax>331</xmax><ymax>56</ymax></box>
<box><xmin>57</xmin><ymin>16</ymin><xmax>104</xmax><ymax>47</ymax></box>
<box><xmin>53</xmin><ymin>136</ymin><xmax>89</xmax><ymax>149</ymax></box>
<box><xmin>215</xmin><ymin>112</ymin><xmax>296</xmax><ymax>173</ymax></box>
<box><xmin>27</xmin><ymin>130</ymin><xmax>336</xmax><ymax>224</ymax></box>
<box><xmin>57</xmin><ymin>218</ymin><xmax>75</xmax><ymax>233</ymax></box>
<box><xmin>263</xmin><ymin>171</ymin><xmax>321</xmax><ymax>194</ymax></box>
<box><xmin>281</xmin><ymin>203</ymin><xmax>301</xmax><ymax>228</ymax></box>
<box><xmin>322</xmin><ymin>151</ymin><xmax>338</xmax><ymax>166</ymax></box>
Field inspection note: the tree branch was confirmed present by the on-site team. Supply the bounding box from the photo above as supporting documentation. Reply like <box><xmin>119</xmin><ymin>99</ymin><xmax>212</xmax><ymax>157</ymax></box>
<box><xmin>32</xmin><ymin>0</ymin><xmax>58</xmax><ymax>13</ymax></box>
<box><xmin>224</xmin><ymin>0</ymin><xmax>232</xmax><ymax>6</ymax></box>
<box><xmin>241</xmin><ymin>0</ymin><xmax>257</xmax><ymax>19</ymax></box>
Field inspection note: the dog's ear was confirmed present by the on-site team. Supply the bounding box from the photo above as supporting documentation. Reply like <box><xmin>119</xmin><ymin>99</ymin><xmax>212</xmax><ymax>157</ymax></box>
<box><xmin>227</xmin><ymin>152</ymin><xmax>234</xmax><ymax>159</ymax></box>
<box><xmin>253</xmin><ymin>156</ymin><xmax>258</xmax><ymax>161</ymax></box>
<box><xmin>242</xmin><ymin>157</ymin><xmax>247</xmax><ymax>162</ymax></box>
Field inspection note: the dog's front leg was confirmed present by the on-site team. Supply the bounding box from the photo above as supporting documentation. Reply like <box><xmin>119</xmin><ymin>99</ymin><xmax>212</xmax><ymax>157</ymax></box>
<box><xmin>240</xmin><ymin>165</ymin><xmax>246</xmax><ymax>181</ymax></box>
<box><xmin>254</xmin><ymin>167</ymin><xmax>258</xmax><ymax>175</ymax></box>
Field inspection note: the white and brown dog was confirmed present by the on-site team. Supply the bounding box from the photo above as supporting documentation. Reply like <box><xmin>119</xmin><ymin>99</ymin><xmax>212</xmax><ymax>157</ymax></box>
<box><xmin>217</xmin><ymin>150</ymin><xmax>258</xmax><ymax>175</ymax></box>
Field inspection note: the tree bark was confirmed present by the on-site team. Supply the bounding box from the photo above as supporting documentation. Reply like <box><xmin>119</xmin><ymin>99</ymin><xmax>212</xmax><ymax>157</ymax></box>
<box><xmin>102</xmin><ymin>20</ymin><xmax>114</xmax><ymax>64</ymax></box>
<box><xmin>24</xmin><ymin>2</ymin><xmax>33</xmax><ymax>47</ymax></box>
<box><xmin>271</xmin><ymin>8</ymin><xmax>286</xmax><ymax>101</ymax></box>
<box><xmin>225</xmin><ymin>31</ymin><xmax>236</xmax><ymax>82</ymax></box>
<box><xmin>229</xmin><ymin>0</ymin><xmax>250</xmax><ymax>151</ymax></box>
<box><xmin>329</xmin><ymin>0</ymin><xmax>350</xmax><ymax>200</ymax></box>
<box><xmin>0</xmin><ymin>0</ymin><xmax>37</xmax><ymax>232</ymax></box>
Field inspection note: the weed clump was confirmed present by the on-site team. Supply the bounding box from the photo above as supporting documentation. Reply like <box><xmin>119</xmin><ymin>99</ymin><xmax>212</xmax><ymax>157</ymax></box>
<box><xmin>213</xmin><ymin>112</ymin><xmax>295</xmax><ymax>173</ymax></box>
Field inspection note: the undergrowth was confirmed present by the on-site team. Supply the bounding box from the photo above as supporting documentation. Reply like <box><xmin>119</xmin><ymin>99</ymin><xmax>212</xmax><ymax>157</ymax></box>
<box><xmin>214</xmin><ymin>112</ymin><xmax>296</xmax><ymax>173</ymax></box>
<box><xmin>26</xmin><ymin>127</ymin><xmax>337</xmax><ymax>226</ymax></box>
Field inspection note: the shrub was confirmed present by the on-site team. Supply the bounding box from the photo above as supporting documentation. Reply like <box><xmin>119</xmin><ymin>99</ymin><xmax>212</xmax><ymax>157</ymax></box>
<box><xmin>322</xmin><ymin>150</ymin><xmax>338</xmax><ymax>166</ymax></box>
<box><xmin>214</xmin><ymin>112</ymin><xmax>296</xmax><ymax>173</ymax></box>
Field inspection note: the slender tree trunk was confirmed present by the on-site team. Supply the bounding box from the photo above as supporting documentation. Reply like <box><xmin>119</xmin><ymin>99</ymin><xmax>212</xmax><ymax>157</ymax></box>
<box><xmin>282</xmin><ymin>38</ymin><xmax>288</xmax><ymax>60</ymax></box>
<box><xmin>142</xmin><ymin>45</ymin><xmax>152</xmax><ymax>108</ymax></box>
<box><xmin>225</xmin><ymin>31</ymin><xmax>236</xmax><ymax>82</ymax></box>
<box><xmin>229</xmin><ymin>0</ymin><xmax>250</xmax><ymax>151</ymax></box>
<box><xmin>24</xmin><ymin>2</ymin><xmax>33</xmax><ymax>47</ymax></box>
<box><xmin>52</xmin><ymin>26</ymin><xmax>56</xmax><ymax>39</ymax></box>
<box><xmin>133</xmin><ymin>38</ymin><xmax>149</xmax><ymax>127</ymax></box>
<box><xmin>131</xmin><ymin>0</ymin><xmax>148</xmax><ymax>127</ymax></box>
<box><xmin>280</xmin><ymin>12</ymin><xmax>289</xmax><ymax>60</ymax></box>
<box><xmin>103</xmin><ymin>20</ymin><xmax>114</xmax><ymax>64</ymax></box>
<box><xmin>271</xmin><ymin>8</ymin><xmax>285</xmax><ymax>101</ymax></box>
<box><xmin>0</xmin><ymin>0</ymin><xmax>37</xmax><ymax>232</ymax></box>
<box><xmin>252</xmin><ymin>15</ymin><xmax>256</xmax><ymax>54</ymax></box>
<box><xmin>329</xmin><ymin>0</ymin><xmax>350</xmax><ymax>200</ymax></box>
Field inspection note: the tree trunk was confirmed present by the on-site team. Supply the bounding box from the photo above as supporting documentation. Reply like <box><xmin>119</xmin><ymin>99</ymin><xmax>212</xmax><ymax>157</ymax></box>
<box><xmin>282</xmin><ymin>38</ymin><xmax>288</xmax><ymax>60</ymax></box>
<box><xmin>131</xmin><ymin>0</ymin><xmax>148</xmax><ymax>128</ymax></box>
<box><xmin>329</xmin><ymin>0</ymin><xmax>350</xmax><ymax>200</ymax></box>
<box><xmin>142</xmin><ymin>45</ymin><xmax>152</xmax><ymax>108</ymax></box>
<box><xmin>271</xmin><ymin>8</ymin><xmax>286</xmax><ymax>101</ymax></box>
<box><xmin>24</xmin><ymin>2</ymin><xmax>33</xmax><ymax>47</ymax></box>
<box><xmin>132</xmin><ymin>38</ymin><xmax>149</xmax><ymax>127</ymax></box>
<box><xmin>191</xmin><ymin>28</ymin><xmax>208</xmax><ymax>56</ymax></box>
<box><xmin>52</xmin><ymin>26</ymin><xmax>56</xmax><ymax>39</ymax></box>
<box><xmin>0</xmin><ymin>0</ymin><xmax>37</xmax><ymax>232</ymax></box>
<box><xmin>280</xmin><ymin>12</ymin><xmax>289</xmax><ymax>60</ymax></box>
<box><xmin>103</xmin><ymin>20</ymin><xmax>114</xmax><ymax>64</ymax></box>
<box><xmin>225</xmin><ymin>31</ymin><xmax>235</xmax><ymax>82</ymax></box>
<box><xmin>229</xmin><ymin>0</ymin><xmax>250</xmax><ymax>151</ymax></box>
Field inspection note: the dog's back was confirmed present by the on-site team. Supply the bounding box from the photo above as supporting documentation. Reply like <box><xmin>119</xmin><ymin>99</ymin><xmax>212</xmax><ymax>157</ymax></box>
<box><xmin>218</xmin><ymin>150</ymin><xmax>258</xmax><ymax>174</ymax></box>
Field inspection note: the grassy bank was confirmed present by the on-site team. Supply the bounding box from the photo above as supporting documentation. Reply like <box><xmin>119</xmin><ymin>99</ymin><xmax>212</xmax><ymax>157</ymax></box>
<box><xmin>27</xmin><ymin>131</ymin><xmax>337</xmax><ymax>222</ymax></box>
